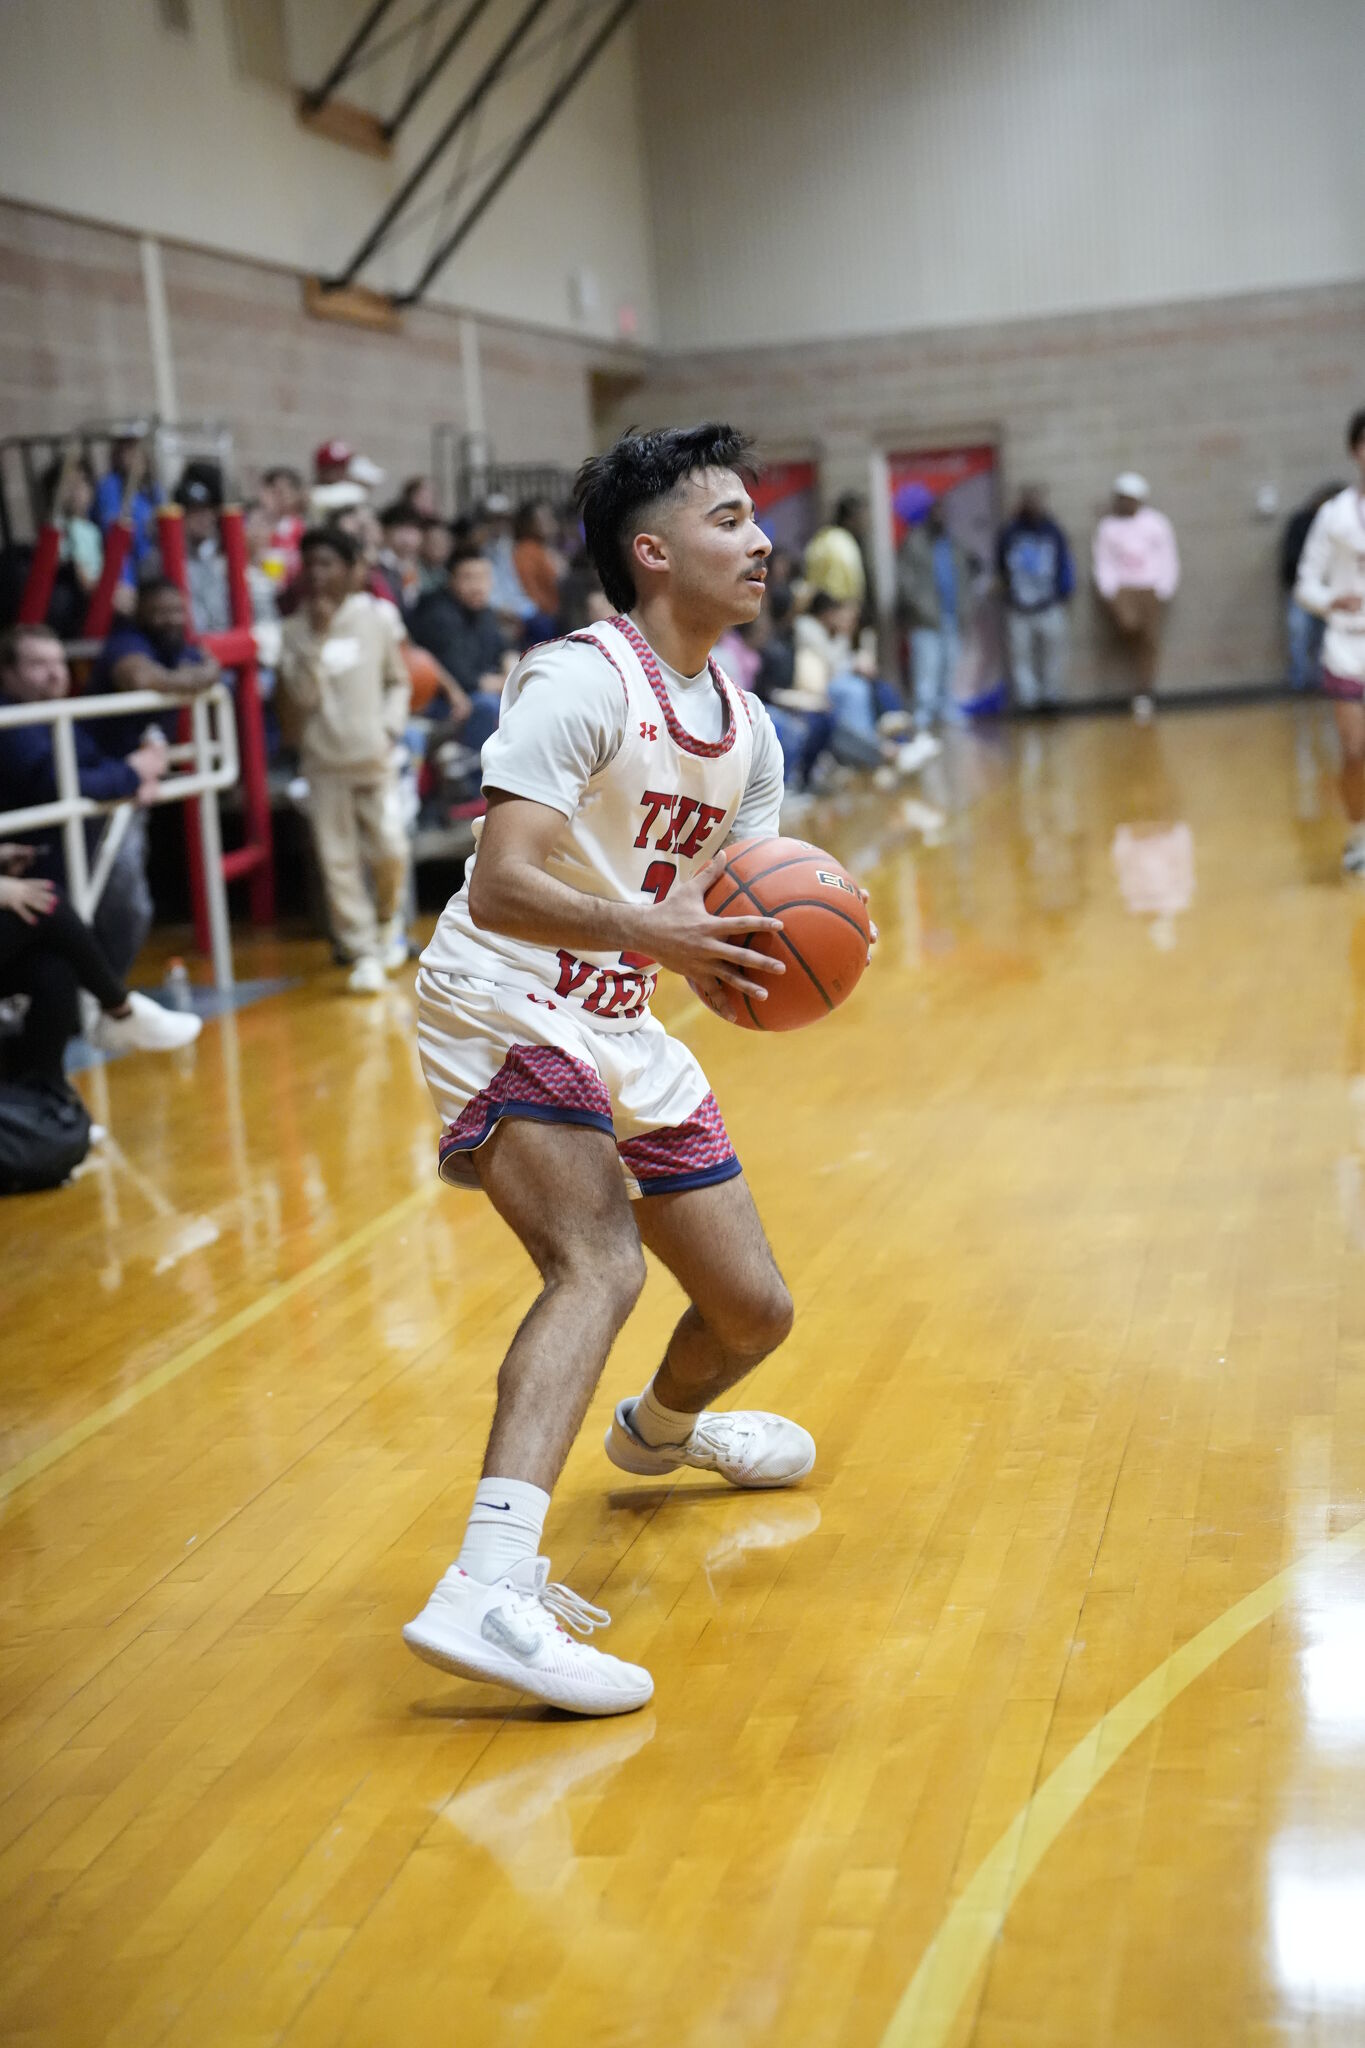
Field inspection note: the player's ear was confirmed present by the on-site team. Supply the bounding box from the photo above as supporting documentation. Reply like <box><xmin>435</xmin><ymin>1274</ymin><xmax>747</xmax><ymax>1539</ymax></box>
<box><xmin>633</xmin><ymin>526</ymin><xmax>669</xmax><ymax>579</ymax></box>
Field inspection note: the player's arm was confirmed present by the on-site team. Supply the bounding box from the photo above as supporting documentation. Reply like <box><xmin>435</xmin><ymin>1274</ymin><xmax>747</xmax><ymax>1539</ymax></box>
<box><xmin>469</xmin><ymin>792</ymin><xmax>785</xmax><ymax>1002</ymax></box>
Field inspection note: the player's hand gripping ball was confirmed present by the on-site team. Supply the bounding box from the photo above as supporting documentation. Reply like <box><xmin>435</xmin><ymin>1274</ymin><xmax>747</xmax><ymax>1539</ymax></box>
<box><xmin>696</xmin><ymin>836</ymin><xmax>873</xmax><ymax>1031</ymax></box>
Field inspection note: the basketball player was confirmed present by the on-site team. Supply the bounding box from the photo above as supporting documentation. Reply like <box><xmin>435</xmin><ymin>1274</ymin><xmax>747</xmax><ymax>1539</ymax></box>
<box><xmin>1295</xmin><ymin>409</ymin><xmax>1365</xmax><ymax>875</ymax></box>
<box><xmin>405</xmin><ymin>425</ymin><xmax>827</xmax><ymax>1715</ymax></box>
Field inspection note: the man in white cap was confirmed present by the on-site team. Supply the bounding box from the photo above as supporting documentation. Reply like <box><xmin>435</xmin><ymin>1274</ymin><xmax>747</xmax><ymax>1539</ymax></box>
<box><xmin>1092</xmin><ymin>474</ymin><xmax>1180</xmax><ymax>719</ymax></box>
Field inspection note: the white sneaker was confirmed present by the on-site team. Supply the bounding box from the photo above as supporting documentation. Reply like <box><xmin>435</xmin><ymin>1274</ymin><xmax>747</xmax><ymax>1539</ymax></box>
<box><xmin>895</xmin><ymin>733</ymin><xmax>942</xmax><ymax>776</ymax></box>
<box><xmin>382</xmin><ymin>924</ymin><xmax>411</xmax><ymax>973</ymax></box>
<box><xmin>89</xmin><ymin>990</ymin><xmax>202</xmax><ymax>1056</ymax></box>
<box><xmin>1343</xmin><ymin>838</ymin><xmax>1365</xmax><ymax>877</ymax></box>
<box><xmin>605</xmin><ymin>1400</ymin><xmax>816</xmax><ymax>1488</ymax></box>
<box><xmin>346</xmin><ymin>956</ymin><xmax>386</xmax><ymax>995</ymax></box>
<box><xmin>402</xmin><ymin>1557</ymin><xmax>653</xmax><ymax>1716</ymax></box>
<box><xmin>1133</xmin><ymin>693</ymin><xmax>1155</xmax><ymax>723</ymax></box>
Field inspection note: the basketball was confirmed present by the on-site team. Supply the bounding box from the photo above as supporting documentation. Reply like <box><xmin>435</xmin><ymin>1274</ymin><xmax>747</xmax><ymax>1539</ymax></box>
<box><xmin>704</xmin><ymin>836</ymin><xmax>872</xmax><ymax>1031</ymax></box>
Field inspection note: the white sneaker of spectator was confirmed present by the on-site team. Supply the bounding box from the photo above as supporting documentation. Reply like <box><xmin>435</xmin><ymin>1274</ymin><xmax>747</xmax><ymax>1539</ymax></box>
<box><xmin>89</xmin><ymin>991</ymin><xmax>202</xmax><ymax>1056</ymax></box>
<box><xmin>382</xmin><ymin>921</ymin><xmax>410</xmax><ymax>973</ymax></box>
<box><xmin>347</xmin><ymin>956</ymin><xmax>386</xmax><ymax>995</ymax></box>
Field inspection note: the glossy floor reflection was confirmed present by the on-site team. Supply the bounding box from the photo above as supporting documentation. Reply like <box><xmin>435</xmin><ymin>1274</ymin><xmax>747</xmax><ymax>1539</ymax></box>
<box><xmin>4</xmin><ymin>703</ymin><xmax>1365</xmax><ymax>2047</ymax></box>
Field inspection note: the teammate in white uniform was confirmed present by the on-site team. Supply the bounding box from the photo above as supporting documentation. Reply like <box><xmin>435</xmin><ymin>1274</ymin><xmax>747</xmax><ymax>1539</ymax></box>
<box><xmin>404</xmin><ymin>426</ymin><xmax>824</xmax><ymax>1715</ymax></box>
<box><xmin>1295</xmin><ymin>409</ymin><xmax>1365</xmax><ymax>876</ymax></box>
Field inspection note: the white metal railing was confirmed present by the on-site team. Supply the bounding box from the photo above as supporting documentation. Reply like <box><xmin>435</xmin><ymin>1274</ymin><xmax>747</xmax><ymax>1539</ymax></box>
<box><xmin>0</xmin><ymin>685</ymin><xmax>240</xmax><ymax>988</ymax></box>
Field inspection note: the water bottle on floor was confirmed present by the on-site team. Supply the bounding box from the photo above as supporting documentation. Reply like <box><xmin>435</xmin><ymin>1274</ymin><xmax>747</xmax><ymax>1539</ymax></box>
<box><xmin>163</xmin><ymin>959</ymin><xmax>192</xmax><ymax>1012</ymax></box>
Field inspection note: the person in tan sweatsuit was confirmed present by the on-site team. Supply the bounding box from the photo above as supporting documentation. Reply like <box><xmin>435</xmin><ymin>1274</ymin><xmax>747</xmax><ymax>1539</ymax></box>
<box><xmin>278</xmin><ymin>526</ymin><xmax>412</xmax><ymax>993</ymax></box>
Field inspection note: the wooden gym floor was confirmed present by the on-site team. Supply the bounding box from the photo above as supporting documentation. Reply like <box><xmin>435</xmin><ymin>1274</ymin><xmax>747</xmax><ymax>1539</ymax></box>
<box><xmin>5</xmin><ymin>701</ymin><xmax>1365</xmax><ymax>2048</ymax></box>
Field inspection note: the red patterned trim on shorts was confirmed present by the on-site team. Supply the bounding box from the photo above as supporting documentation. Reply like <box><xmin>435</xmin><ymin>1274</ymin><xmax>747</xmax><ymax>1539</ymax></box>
<box><xmin>618</xmin><ymin>1090</ymin><xmax>741</xmax><ymax>1195</ymax></box>
<box><xmin>438</xmin><ymin>1044</ymin><xmax>613</xmax><ymax>1171</ymax></box>
<box><xmin>1322</xmin><ymin>668</ymin><xmax>1365</xmax><ymax>702</ymax></box>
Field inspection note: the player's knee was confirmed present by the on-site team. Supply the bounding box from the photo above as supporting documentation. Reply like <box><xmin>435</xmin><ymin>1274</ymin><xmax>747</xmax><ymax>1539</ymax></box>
<box><xmin>557</xmin><ymin>1221</ymin><xmax>646</xmax><ymax>1321</ymax></box>
<box><xmin>721</xmin><ymin>1274</ymin><xmax>794</xmax><ymax>1363</ymax></box>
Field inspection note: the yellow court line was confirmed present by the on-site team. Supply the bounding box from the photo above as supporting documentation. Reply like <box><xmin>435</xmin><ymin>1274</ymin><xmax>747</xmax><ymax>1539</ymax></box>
<box><xmin>879</xmin><ymin>1511</ymin><xmax>1365</xmax><ymax>2048</ymax></box>
<box><xmin>0</xmin><ymin>1185</ymin><xmax>437</xmax><ymax>1506</ymax></box>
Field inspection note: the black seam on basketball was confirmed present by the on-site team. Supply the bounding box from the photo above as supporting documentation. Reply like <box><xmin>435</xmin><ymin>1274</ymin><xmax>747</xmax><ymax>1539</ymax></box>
<box><xmin>736</xmin><ymin>917</ymin><xmax>832</xmax><ymax>1013</ymax></box>
<box><xmin>721</xmin><ymin>849</ymin><xmax>827</xmax><ymax>896</ymax></box>
<box><xmin>746</xmin><ymin>897</ymin><xmax>870</xmax><ymax>938</ymax></box>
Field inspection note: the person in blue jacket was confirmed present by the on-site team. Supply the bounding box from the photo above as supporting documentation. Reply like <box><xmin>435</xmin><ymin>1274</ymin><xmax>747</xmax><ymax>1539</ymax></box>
<box><xmin>997</xmin><ymin>486</ymin><xmax>1075</xmax><ymax>711</ymax></box>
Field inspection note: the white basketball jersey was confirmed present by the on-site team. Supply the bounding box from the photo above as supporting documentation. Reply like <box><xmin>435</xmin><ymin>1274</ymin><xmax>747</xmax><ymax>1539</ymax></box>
<box><xmin>422</xmin><ymin>615</ymin><xmax>755</xmax><ymax>1030</ymax></box>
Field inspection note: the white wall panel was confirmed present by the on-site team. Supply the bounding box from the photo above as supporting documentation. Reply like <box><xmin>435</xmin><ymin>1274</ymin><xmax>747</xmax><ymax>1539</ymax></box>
<box><xmin>637</xmin><ymin>0</ymin><xmax>1365</xmax><ymax>347</ymax></box>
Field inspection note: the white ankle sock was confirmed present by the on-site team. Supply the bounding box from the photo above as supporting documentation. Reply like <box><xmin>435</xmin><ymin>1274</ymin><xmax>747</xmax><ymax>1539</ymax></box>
<box><xmin>630</xmin><ymin>1381</ymin><xmax>699</xmax><ymax>1449</ymax></box>
<box><xmin>455</xmin><ymin>1477</ymin><xmax>549</xmax><ymax>1585</ymax></box>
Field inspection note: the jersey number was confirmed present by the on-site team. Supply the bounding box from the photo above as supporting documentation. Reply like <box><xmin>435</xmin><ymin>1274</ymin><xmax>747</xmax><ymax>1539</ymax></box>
<box><xmin>621</xmin><ymin>859</ymin><xmax>675</xmax><ymax>970</ymax></box>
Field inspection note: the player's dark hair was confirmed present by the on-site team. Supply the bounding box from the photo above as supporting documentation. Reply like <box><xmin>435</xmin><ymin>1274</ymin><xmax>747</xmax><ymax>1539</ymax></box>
<box><xmin>574</xmin><ymin>423</ymin><xmax>756</xmax><ymax>613</ymax></box>
<box><xmin>299</xmin><ymin>524</ymin><xmax>359</xmax><ymax>566</ymax></box>
<box><xmin>1348</xmin><ymin>409</ymin><xmax>1365</xmax><ymax>453</ymax></box>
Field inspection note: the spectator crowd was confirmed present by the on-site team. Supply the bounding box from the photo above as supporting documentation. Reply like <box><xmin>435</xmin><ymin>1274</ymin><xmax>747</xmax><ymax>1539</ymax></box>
<box><xmin>3</xmin><ymin>413</ymin><xmax>1357</xmax><ymax>1171</ymax></box>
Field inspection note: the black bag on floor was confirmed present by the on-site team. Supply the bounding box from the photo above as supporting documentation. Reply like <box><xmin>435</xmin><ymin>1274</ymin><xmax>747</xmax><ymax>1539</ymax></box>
<box><xmin>0</xmin><ymin>1080</ymin><xmax>91</xmax><ymax>1193</ymax></box>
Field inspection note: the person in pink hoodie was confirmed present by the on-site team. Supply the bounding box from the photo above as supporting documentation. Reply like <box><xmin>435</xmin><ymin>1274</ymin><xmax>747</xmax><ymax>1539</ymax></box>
<box><xmin>1092</xmin><ymin>473</ymin><xmax>1180</xmax><ymax>719</ymax></box>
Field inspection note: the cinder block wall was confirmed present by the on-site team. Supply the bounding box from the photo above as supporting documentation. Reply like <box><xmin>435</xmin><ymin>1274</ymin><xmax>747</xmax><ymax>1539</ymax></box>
<box><xmin>598</xmin><ymin>284</ymin><xmax>1365</xmax><ymax>697</ymax></box>
<box><xmin>0</xmin><ymin>200</ymin><xmax>614</xmax><ymax>505</ymax></box>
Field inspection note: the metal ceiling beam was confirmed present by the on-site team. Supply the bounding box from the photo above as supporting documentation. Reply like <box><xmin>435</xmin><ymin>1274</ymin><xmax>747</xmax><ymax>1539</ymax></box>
<box><xmin>392</xmin><ymin>0</ymin><xmax>641</xmax><ymax>306</ymax></box>
<box><xmin>301</xmin><ymin>0</ymin><xmax>401</xmax><ymax>113</ymax></box>
<box><xmin>381</xmin><ymin>0</ymin><xmax>497</xmax><ymax>138</ymax></box>
<box><xmin>323</xmin><ymin>0</ymin><xmax>555</xmax><ymax>292</ymax></box>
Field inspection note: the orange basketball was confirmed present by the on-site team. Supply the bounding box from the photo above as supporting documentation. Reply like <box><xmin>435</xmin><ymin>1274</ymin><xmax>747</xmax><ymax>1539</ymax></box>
<box><xmin>703</xmin><ymin>836</ymin><xmax>872</xmax><ymax>1032</ymax></box>
<box><xmin>403</xmin><ymin>643</ymin><xmax>446</xmax><ymax>714</ymax></box>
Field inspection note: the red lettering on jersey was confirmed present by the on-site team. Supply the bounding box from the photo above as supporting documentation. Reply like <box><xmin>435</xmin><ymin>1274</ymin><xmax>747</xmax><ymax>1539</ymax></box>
<box><xmin>553</xmin><ymin>949</ymin><xmax>595</xmax><ymax>1000</ymax></box>
<box><xmin>659</xmin><ymin>795</ymin><xmax>700</xmax><ymax>854</ymax></box>
<box><xmin>677</xmin><ymin>802</ymin><xmax>728</xmax><ymax>859</ymax></box>
<box><xmin>634</xmin><ymin>789</ymin><xmax>676</xmax><ymax>850</ymax></box>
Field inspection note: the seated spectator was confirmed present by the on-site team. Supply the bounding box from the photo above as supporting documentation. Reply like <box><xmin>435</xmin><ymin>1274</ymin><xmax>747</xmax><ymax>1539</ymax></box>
<box><xmin>512</xmin><ymin>499</ymin><xmax>565</xmax><ymax>634</ymax></box>
<box><xmin>376</xmin><ymin>501</ymin><xmax>427</xmax><ymax>614</ymax></box>
<box><xmin>1282</xmin><ymin>482</ymin><xmax>1342</xmax><ymax>692</ymax></box>
<box><xmin>997</xmin><ymin>485</ymin><xmax>1074</xmax><ymax>711</ymax></box>
<box><xmin>0</xmin><ymin>624</ymin><xmax>170</xmax><ymax>980</ymax></box>
<box><xmin>480</xmin><ymin>494</ymin><xmax>535</xmax><ymax>627</ymax></box>
<box><xmin>1092</xmin><ymin>473</ymin><xmax>1180</xmax><ymax>719</ymax></box>
<box><xmin>313</xmin><ymin>439</ymin><xmax>384</xmax><ymax>495</ymax></box>
<box><xmin>41</xmin><ymin>450</ymin><xmax>103</xmax><ymax>598</ymax></box>
<box><xmin>789</xmin><ymin>593</ymin><xmax>933</xmax><ymax>790</ymax></box>
<box><xmin>277</xmin><ymin>527</ymin><xmax>412</xmax><ymax>995</ymax></box>
<box><xmin>804</xmin><ymin>496</ymin><xmax>868</xmax><ymax>614</ymax></box>
<box><xmin>0</xmin><ymin>843</ymin><xmax>200</xmax><ymax>1090</ymax></box>
<box><xmin>408</xmin><ymin>543</ymin><xmax>507</xmax><ymax>752</ymax></box>
<box><xmin>401</xmin><ymin>475</ymin><xmax>440</xmax><ymax>520</ymax></box>
<box><xmin>420</xmin><ymin>516</ymin><xmax>455</xmax><ymax>595</ymax></box>
<box><xmin>93</xmin><ymin>434</ymin><xmax>162</xmax><ymax>582</ymax></box>
<box><xmin>178</xmin><ymin>462</ymin><xmax>230</xmax><ymax>634</ymax></box>
<box><xmin>260</xmin><ymin>466</ymin><xmax>306</xmax><ymax>583</ymax></box>
<box><xmin>241</xmin><ymin>501</ymin><xmax>281</xmax><ymax>628</ymax></box>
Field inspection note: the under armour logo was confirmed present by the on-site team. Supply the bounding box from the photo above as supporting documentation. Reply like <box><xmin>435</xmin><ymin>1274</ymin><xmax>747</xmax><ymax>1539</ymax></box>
<box><xmin>640</xmin><ymin>720</ymin><xmax>658</xmax><ymax>741</ymax></box>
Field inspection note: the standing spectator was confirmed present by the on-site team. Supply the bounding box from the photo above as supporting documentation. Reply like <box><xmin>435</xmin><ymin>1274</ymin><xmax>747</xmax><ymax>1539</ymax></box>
<box><xmin>804</xmin><ymin>495</ymin><xmax>868</xmax><ymax>614</ymax></box>
<box><xmin>408</xmin><ymin>543</ymin><xmax>507</xmax><ymax>753</ymax></box>
<box><xmin>511</xmin><ymin>499</ymin><xmax>564</xmax><ymax>635</ymax></box>
<box><xmin>260</xmin><ymin>466</ymin><xmax>306</xmax><ymax>583</ymax></box>
<box><xmin>1294</xmin><ymin>412</ymin><xmax>1365</xmax><ymax>875</ymax></box>
<box><xmin>0</xmin><ymin>625</ymin><xmax>170</xmax><ymax>982</ymax></box>
<box><xmin>88</xmin><ymin>579</ymin><xmax>221</xmax><ymax>974</ymax></box>
<box><xmin>92</xmin><ymin>435</ymin><xmax>162</xmax><ymax>582</ymax></box>
<box><xmin>997</xmin><ymin>486</ymin><xmax>1074</xmax><ymax>711</ymax></box>
<box><xmin>277</xmin><ymin>529</ymin><xmax>412</xmax><ymax>992</ymax></box>
<box><xmin>177</xmin><ymin>463</ymin><xmax>230</xmax><ymax>635</ymax></box>
<box><xmin>41</xmin><ymin>450</ymin><xmax>103</xmax><ymax>599</ymax></box>
<box><xmin>1282</xmin><ymin>482</ymin><xmax>1342</xmax><ymax>693</ymax></box>
<box><xmin>376</xmin><ymin>501</ymin><xmax>427</xmax><ymax>614</ymax></box>
<box><xmin>1092</xmin><ymin>474</ymin><xmax>1180</xmax><ymax>720</ymax></box>
<box><xmin>313</xmin><ymin>440</ymin><xmax>384</xmax><ymax>494</ymax></box>
<box><xmin>896</xmin><ymin>499</ymin><xmax>971</xmax><ymax>731</ymax></box>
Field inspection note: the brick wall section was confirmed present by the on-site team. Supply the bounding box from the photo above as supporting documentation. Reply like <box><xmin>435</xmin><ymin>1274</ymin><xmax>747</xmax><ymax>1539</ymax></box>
<box><xmin>599</xmin><ymin>284</ymin><xmax>1365</xmax><ymax>696</ymax></box>
<box><xmin>0</xmin><ymin>200</ymin><xmax>622</xmax><ymax>514</ymax></box>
